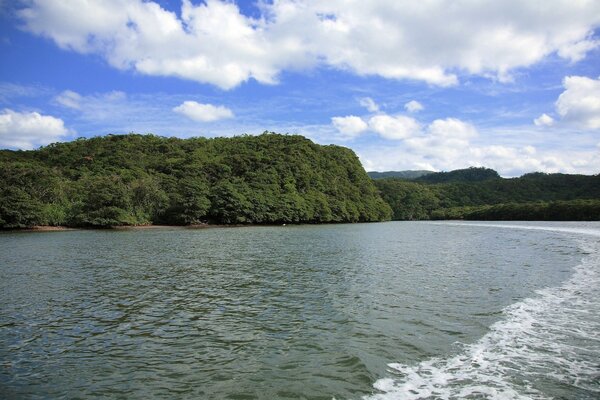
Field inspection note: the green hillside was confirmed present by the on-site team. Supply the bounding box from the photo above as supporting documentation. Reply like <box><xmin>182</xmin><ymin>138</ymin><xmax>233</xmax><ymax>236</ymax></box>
<box><xmin>0</xmin><ymin>133</ymin><xmax>392</xmax><ymax>228</ymax></box>
<box><xmin>414</xmin><ymin>167</ymin><xmax>500</xmax><ymax>183</ymax></box>
<box><xmin>375</xmin><ymin>171</ymin><xmax>600</xmax><ymax>221</ymax></box>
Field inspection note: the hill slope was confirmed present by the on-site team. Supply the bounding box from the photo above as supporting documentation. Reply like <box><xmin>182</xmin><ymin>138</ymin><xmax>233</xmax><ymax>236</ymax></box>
<box><xmin>414</xmin><ymin>167</ymin><xmax>500</xmax><ymax>183</ymax></box>
<box><xmin>375</xmin><ymin>172</ymin><xmax>600</xmax><ymax>221</ymax></box>
<box><xmin>0</xmin><ymin>133</ymin><xmax>392</xmax><ymax>228</ymax></box>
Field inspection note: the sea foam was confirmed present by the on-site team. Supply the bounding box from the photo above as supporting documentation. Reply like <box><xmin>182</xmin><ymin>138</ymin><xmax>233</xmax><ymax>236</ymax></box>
<box><xmin>365</xmin><ymin>224</ymin><xmax>600</xmax><ymax>400</ymax></box>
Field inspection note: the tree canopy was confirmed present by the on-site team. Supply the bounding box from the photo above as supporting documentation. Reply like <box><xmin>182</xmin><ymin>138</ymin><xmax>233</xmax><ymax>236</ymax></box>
<box><xmin>375</xmin><ymin>170</ymin><xmax>600</xmax><ymax>221</ymax></box>
<box><xmin>0</xmin><ymin>133</ymin><xmax>392</xmax><ymax>228</ymax></box>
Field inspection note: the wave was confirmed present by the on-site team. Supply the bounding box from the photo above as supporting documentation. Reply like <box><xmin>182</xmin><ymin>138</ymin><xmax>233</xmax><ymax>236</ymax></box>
<box><xmin>365</xmin><ymin>225</ymin><xmax>600</xmax><ymax>399</ymax></box>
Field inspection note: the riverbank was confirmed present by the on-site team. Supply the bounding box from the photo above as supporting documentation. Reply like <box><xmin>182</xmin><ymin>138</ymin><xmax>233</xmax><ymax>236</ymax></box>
<box><xmin>3</xmin><ymin>223</ymin><xmax>273</xmax><ymax>232</ymax></box>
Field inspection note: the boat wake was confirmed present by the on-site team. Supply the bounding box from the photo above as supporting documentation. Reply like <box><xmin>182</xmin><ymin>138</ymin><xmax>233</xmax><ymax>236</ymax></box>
<box><xmin>365</xmin><ymin>225</ymin><xmax>600</xmax><ymax>400</ymax></box>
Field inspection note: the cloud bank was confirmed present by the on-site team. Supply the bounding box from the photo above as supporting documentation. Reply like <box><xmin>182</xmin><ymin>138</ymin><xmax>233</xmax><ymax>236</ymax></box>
<box><xmin>18</xmin><ymin>0</ymin><xmax>600</xmax><ymax>89</ymax></box>
<box><xmin>331</xmin><ymin>109</ymin><xmax>599</xmax><ymax>176</ymax></box>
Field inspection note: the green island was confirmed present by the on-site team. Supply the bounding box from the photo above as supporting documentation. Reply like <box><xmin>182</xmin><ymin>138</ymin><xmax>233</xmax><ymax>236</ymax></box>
<box><xmin>1</xmin><ymin>133</ymin><xmax>598</xmax><ymax>229</ymax></box>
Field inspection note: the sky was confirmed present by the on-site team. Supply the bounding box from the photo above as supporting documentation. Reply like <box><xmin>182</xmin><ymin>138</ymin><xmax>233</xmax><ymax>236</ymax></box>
<box><xmin>0</xmin><ymin>0</ymin><xmax>599</xmax><ymax>176</ymax></box>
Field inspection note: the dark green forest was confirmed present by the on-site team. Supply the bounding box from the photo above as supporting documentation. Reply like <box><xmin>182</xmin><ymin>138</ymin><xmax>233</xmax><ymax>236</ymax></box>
<box><xmin>0</xmin><ymin>133</ymin><xmax>392</xmax><ymax>228</ymax></box>
<box><xmin>375</xmin><ymin>167</ymin><xmax>600</xmax><ymax>221</ymax></box>
<box><xmin>2</xmin><ymin>136</ymin><xmax>598</xmax><ymax>228</ymax></box>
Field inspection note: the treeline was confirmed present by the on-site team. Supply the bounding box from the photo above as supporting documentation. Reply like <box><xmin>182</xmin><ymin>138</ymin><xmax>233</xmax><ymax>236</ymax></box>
<box><xmin>0</xmin><ymin>133</ymin><xmax>392</xmax><ymax>228</ymax></box>
<box><xmin>431</xmin><ymin>200</ymin><xmax>600</xmax><ymax>221</ymax></box>
<box><xmin>413</xmin><ymin>167</ymin><xmax>500</xmax><ymax>183</ymax></box>
<box><xmin>374</xmin><ymin>168</ymin><xmax>600</xmax><ymax>221</ymax></box>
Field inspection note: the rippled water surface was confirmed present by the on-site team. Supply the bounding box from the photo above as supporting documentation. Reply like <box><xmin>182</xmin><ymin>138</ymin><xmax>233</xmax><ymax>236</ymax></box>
<box><xmin>1</xmin><ymin>222</ymin><xmax>599</xmax><ymax>399</ymax></box>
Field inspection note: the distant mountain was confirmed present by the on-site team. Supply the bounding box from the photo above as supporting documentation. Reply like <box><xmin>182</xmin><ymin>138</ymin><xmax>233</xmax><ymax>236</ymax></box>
<box><xmin>368</xmin><ymin>170</ymin><xmax>433</xmax><ymax>180</ymax></box>
<box><xmin>414</xmin><ymin>167</ymin><xmax>500</xmax><ymax>183</ymax></box>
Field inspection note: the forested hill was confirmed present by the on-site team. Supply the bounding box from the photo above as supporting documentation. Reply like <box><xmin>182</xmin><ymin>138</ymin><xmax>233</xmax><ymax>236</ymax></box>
<box><xmin>413</xmin><ymin>167</ymin><xmax>500</xmax><ymax>183</ymax></box>
<box><xmin>367</xmin><ymin>170</ymin><xmax>432</xmax><ymax>180</ymax></box>
<box><xmin>368</xmin><ymin>167</ymin><xmax>499</xmax><ymax>182</ymax></box>
<box><xmin>375</xmin><ymin>171</ymin><xmax>600</xmax><ymax>221</ymax></box>
<box><xmin>0</xmin><ymin>133</ymin><xmax>392</xmax><ymax>228</ymax></box>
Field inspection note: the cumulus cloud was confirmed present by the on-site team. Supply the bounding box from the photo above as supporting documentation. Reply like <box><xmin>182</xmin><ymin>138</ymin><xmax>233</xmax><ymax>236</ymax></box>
<box><xmin>404</xmin><ymin>100</ymin><xmax>423</xmax><ymax>113</ymax></box>
<box><xmin>555</xmin><ymin>76</ymin><xmax>600</xmax><ymax>129</ymax></box>
<box><xmin>357</xmin><ymin>112</ymin><xmax>600</xmax><ymax>176</ymax></box>
<box><xmin>173</xmin><ymin>101</ymin><xmax>234</xmax><ymax>122</ymax></box>
<box><xmin>331</xmin><ymin>115</ymin><xmax>368</xmax><ymax>137</ymax></box>
<box><xmin>427</xmin><ymin>118</ymin><xmax>477</xmax><ymax>139</ymax></box>
<box><xmin>403</xmin><ymin>118</ymin><xmax>477</xmax><ymax>163</ymax></box>
<box><xmin>17</xmin><ymin>0</ymin><xmax>600</xmax><ymax>88</ymax></box>
<box><xmin>534</xmin><ymin>113</ymin><xmax>554</xmax><ymax>127</ymax></box>
<box><xmin>368</xmin><ymin>115</ymin><xmax>421</xmax><ymax>140</ymax></box>
<box><xmin>359</xmin><ymin>97</ymin><xmax>379</xmax><ymax>112</ymax></box>
<box><xmin>0</xmin><ymin>109</ymin><xmax>70</xmax><ymax>149</ymax></box>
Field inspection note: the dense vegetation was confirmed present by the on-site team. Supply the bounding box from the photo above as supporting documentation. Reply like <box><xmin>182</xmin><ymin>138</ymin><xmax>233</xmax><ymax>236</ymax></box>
<box><xmin>432</xmin><ymin>200</ymin><xmax>600</xmax><ymax>221</ymax></box>
<box><xmin>2</xmin><ymin>135</ymin><xmax>597</xmax><ymax>227</ymax></box>
<box><xmin>414</xmin><ymin>167</ymin><xmax>500</xmax><ymax>183</ymax></box>
<box><xmin>0</xmin><ymin>133</ymin><xmax>392</xmax><ymax>228</ymax></box>
<box><xmin>375</xmin><ymin>168</ymin><xmax>600</xmax><ymax>221</ymax></box>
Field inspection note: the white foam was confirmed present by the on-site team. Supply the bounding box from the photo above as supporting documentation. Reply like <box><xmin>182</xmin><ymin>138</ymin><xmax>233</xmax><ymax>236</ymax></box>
<box><xmin>429</xmin><ymin>221</ymin><xmax>600</xmax><ymax>238</ymax></box>
<box><xmin>365</xmin><ymin>228</ymin><xmax>600</xmax><ymax>400</ymax></box>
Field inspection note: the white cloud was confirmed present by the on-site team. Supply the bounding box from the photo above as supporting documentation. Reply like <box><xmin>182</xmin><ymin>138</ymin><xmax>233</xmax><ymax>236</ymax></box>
<box><xmin>359</xmin><ymin>97</ymin><xmax>379</xmax><ymax>112</ymax></box>
<box><xmin>533</xmin><ymin>113</ymin><xmax>554</xmax><ymax>127</ymax></box>
<box><xmin>368</xmin><ymin>115</ymin><xmax>421</xmax><ymax>140</ymax></box>
<box><xmin>359</xmin><ymin>139</ymin><xmax>600</xmax><ymax>177</ymax></box>
<box><xmin>555</xmin><ymin>76</ymin><xmax>600</xmax><ymax>129</ymax></box>
<box><xmin>331</xmin><ymin>115</ymin><xmax>368</xmax><ymax>137</ymax></box>
<box><xmin>427</xmin><ymin>118</ymin><xmax>478</xmax><ymax>139</ymax></box>
<box><xmin>55</xmin><ymin>90</ymin><xmax>82</xmax><ymax>109</ymax></box>
<box><xmin>18</xmin><ymin>0</ymin><xmax>600</xmax><ymax>88</ymax></box>
<box><xmin>53</xmin><ymin>90</ymin><xmax>131</xmax><ymax>125</ymax></box>
<box><xmin>173</xmin><ymin>101</ymin><xmax>234</xmax><ymax>122</ymax></box>
<box><xmin>523</xmin><ymin>145</ymin><xmax>536</xmax><ymax>155</ymax></box>
<box><xmin>0</xmin><ymin>109</ymin><xmax>70</xmax><ymax>149</ymax></box>
<box><xmin>404</xmin><ymin>100</ymin><xmax>423</xmax><ymax>113</ymax></box>
<box><xmin>402</xmin><ymin>118</ymin><xmax>477</xmax><ymax>163</ymax></box>
<box><xmin>358</xmin><ymin>114</ymin><xmax>578</xmax><ymax>175</ymax></box>
<box><xmin>357</xmin><ymin>113</ymin><xmax>600</xmax><ymax>176</ymax></box>
<box><xmin>557</xmin><ymin>38</ymin><xmax>599</xmax><ymax>63</ymax></box>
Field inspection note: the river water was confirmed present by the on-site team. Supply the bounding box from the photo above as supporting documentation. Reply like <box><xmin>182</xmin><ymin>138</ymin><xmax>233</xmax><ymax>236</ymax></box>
<box><xmin>1</xmin><ymin>221</ymin><xmax>598</xmax><ymax>399</ymax></box>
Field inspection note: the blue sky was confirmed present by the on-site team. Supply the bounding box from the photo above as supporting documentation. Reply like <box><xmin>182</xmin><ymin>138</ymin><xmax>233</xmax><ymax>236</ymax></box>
<box><xmin>1</xmin><ymin>0</ymin><xmax>599</xmax><ymax>176</ymax></box>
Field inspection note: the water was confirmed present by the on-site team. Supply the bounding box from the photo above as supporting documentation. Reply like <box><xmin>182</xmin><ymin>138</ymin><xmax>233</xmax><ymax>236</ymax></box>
<box><xmin>0</xmin><ymin>222</ymin><xmax>598</xmax><ymax>399</ymax></box>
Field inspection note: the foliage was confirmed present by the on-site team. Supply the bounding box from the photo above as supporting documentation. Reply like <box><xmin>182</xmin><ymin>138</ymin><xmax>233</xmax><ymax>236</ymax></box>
<box><xmin>0</xmin><ymin>133</ymin><xmax>391</xmax><ymax>228</ymax></box>
<box><xmin>414</xmin><ymin>167</ymin><xmax>500</xmax><ymax>183</ymax></box>
<box><xmin>375</xmin><ymin>171</ymin><xmax>600</xmax><ymax>221</ymax></box>
<box><xmin>429</xmin><ymin>200</ymin><xmax>600</xmax><ymax>221</ymax></box>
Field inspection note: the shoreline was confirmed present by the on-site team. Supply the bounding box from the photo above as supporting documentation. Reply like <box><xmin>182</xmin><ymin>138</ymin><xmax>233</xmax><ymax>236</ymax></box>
<box><xmin>5</xmin><ymin>220</ymin><xmax>595</xmax><ymax>233</ymax></box>
<box><xmin>3</xmin><ymin>223</ymin><xmax>277</xmax><ymax>233</ymax></box>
